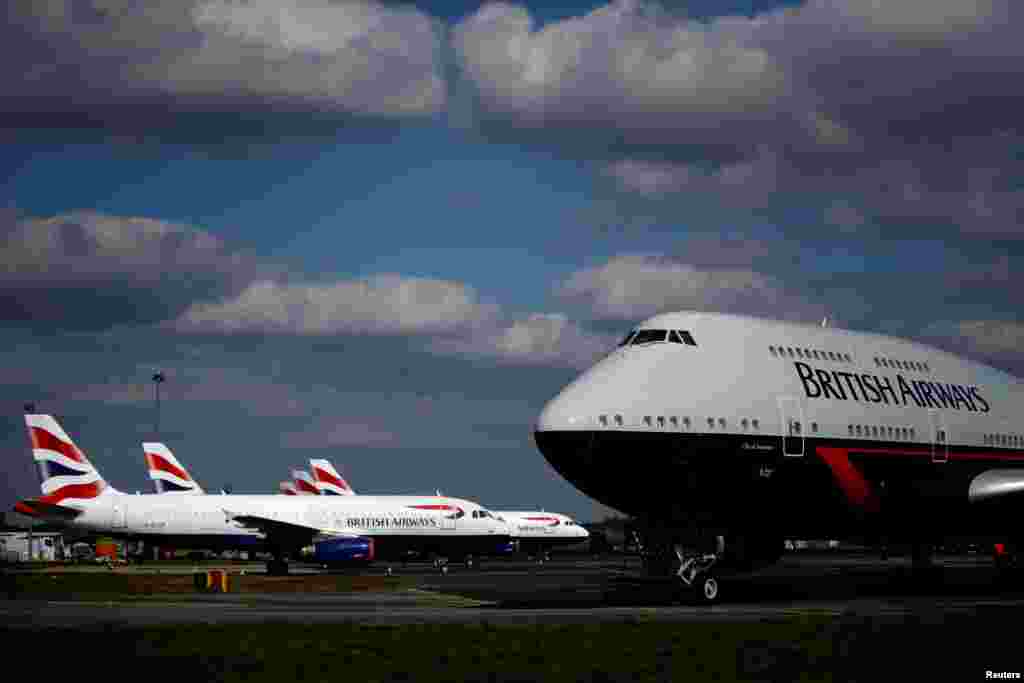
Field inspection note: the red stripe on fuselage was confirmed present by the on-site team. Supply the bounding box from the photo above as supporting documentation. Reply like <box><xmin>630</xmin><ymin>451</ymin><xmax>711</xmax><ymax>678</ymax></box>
<box><xmin>816</xmin><ymin>447</ymin><xmax>880</xmax><ymax>513</ymax></box>
<box><xmin>845</xmin><ymin>445</ymin><xmax>1024</xmax><ymax>462</ymax></box>
<box><xmin>30</xmin><ymin>427</ymin><xmax>85</xmax><ymax>463</ymax></box>
<box><xmin>145</xmin><ymin>452</ymin><xmax>191</xmax><ymax>482</ymax></box>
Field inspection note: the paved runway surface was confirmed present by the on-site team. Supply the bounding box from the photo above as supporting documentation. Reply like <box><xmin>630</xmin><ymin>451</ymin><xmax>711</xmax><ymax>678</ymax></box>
<box><xmin>6</xmin><ymin>551</ymin><xmax>1024</xmax><ymax>627</ymax></box>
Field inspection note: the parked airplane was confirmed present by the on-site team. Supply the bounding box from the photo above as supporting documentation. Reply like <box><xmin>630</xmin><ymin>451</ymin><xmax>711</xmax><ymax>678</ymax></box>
<box><xmin>309</xmin><ymin>459</ymin><xmax>356</xmax><ymax>496</ymax></box>
<box><xmin>534</xmin><ymin>311</ymin><xmax>1024</xmax><ymax>603</ymax></box>
<box><xmin>16</xmin><ymin>414</ymin><xmax>510</xmax><ymax>574</ymax></box>
<box><xmin>494</xmin><ymin>510</ymin><xmax>590</xmax><ymax>560</ymax></box>
<box><xmin>305</xmin><ymin>460</ymin><xmax>584</xmax><ymax>560</ymax></box>
<box><xmin>143</xmin><ymin>443</ymin><xmax>204</xmax><ymax>495</ymax></box>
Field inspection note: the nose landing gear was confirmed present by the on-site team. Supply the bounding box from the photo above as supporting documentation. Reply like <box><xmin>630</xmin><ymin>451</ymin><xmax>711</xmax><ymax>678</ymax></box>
<box><xmin>674</xmin><ymin>538</ymin><xmax>724</xmax><ymax>605</ymax></box>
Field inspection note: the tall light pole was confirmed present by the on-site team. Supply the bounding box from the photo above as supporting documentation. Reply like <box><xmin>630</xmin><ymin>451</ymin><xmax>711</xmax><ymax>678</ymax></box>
<box><xmin>152</xmin><ymin>372</ymin><xmax>165</xmax><ymax>438</ymax></box>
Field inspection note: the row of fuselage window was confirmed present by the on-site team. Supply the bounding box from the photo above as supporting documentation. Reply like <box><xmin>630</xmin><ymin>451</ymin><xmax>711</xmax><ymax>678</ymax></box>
<box><xmin>598</xmin><ymin>414</ymin><xmax>761</xmax><ymax>430</ymax></box>
<box><xmin>769</xmin><ymin>346</ymin><xmax>852</xmax><ymax>363</ymax></box>
<box><xmin>597</xmin><ymin>414</ymin><xmax>925</xmax><ymax>443</ymax></box>
<box><xmin>847</xmin><ymin>424</ymin><xmax>918</xmax><ymax>441</ymax></box>
<box><xmin>594</xmin><ymin>415</ymin><xmax>1024</xmax><ymax>449</ymax></box>
<box><xmin>985</xmin><ymin>433</ymin><xmax>1023</xmax><ymax>448</ymax></box>
<box><xmin>873</xmin><ymin>357</ymin><xmax>930</xmax><ymax>373</ymax></box>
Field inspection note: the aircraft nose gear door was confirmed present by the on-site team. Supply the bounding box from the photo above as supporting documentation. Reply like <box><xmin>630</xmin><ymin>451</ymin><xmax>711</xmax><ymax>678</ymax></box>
<box><xmin>778</xmin><ymin>396</ymin><xmax>805</xmax><ymax>457</ymax></box>
<box><xmin>929</xmin><ymin>410</ymin><xmax>948</xmax><ymax>464</ymax></box>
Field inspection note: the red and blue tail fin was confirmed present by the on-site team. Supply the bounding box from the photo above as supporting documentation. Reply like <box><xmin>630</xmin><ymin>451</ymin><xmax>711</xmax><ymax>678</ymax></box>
<box><xmin>309</xmin><ymin>459</ymin><xmax>356</xmax><ymax>496</ymax></box>
<box><xmin>24</xmin><ymin>413</ymin><xmax>118</xmax><ymax>504</ymax></box>
<box><xmin>143</xmin><ymin>442</ymin><xmax>204</xmax><ymax>494</ymax></box>
<box><xmin>292</xmin><ymin>469</ymin><xmax>319</xmax><ymax>495</ymax></box>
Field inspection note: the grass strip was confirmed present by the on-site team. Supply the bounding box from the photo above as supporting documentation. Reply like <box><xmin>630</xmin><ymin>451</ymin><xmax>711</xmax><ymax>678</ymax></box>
<box><xmin>2</xmin><ymin>609</ymin><xmax>1018</xmax><ymax>682</ymax></box>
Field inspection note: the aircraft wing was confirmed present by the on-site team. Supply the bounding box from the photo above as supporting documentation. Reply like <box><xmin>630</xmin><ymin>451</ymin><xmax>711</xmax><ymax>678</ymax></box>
<box><xmin>222</xmin><ymin>510</ymin><xmax>360</xmax><ymax>547</ymax></box>
<box><xmin>13</xmin><ymin>499</ymin><xmax>83</xmax><ymax>521</ymax></box>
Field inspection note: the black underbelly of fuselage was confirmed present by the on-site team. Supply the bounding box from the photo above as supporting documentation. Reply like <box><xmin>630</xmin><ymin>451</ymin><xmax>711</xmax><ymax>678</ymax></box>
<box><xmin>534</xmin><ymin>430</ymin><xmax>1024</xmax><ymax>541</ymax></box>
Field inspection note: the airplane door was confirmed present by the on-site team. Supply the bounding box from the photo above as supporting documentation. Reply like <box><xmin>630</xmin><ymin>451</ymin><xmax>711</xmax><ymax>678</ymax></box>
<box><xmin>929</xmin><ymin>410</ymin><xmax>949</xmax><ymax>464</ymax></box>
<box><xmin>111</xmin><ymin>503</ymin><xmax>127</xmax><ymax>529</ymax></box>
<box><xmin>778</xmin><ymin>396</ymin><xmax>805</xmax><ymax>457</ymax></box>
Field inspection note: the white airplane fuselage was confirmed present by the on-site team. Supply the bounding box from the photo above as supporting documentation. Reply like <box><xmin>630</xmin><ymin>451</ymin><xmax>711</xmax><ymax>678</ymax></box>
<box><xmin>496</xmin><ymin>511</ymin><xmax>590</xmax><ymax>552</ymax></box>
<box><xmin>33</xmin><ymin>490</ymin><xmax>509</xmax><ymax>560</ymax></box>
<box><xmin>534</xmin><ymin>311</ymin><xmax>1024</xmax><ymax>563</ymax></box>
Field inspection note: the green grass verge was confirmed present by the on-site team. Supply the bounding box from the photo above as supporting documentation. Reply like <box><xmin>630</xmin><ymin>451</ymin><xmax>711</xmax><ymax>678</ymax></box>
<box><xmin>2</xmin><ymin>613</ymin><xmax>1017</xmax><ymax>682</ymax></box>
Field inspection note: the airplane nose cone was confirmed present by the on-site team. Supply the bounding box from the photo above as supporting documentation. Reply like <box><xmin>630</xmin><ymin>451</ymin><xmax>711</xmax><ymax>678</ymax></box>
<box><xmin>536</xmin><ymin>390</ymin><xmax>586</xmax><ymax>432</ymax></box>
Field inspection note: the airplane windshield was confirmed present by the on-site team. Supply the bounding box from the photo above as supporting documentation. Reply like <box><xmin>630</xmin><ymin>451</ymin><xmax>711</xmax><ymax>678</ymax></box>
<box><xmin>630</xmin><ymin>329</ymin><xmax>667</xmax><ymax>345</ymax></box>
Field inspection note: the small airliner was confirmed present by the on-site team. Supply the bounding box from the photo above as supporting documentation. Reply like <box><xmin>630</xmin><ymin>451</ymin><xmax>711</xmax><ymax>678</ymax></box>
<box><xmin>493</xmin><ymin>510</ymin><xmax>590</xmax><ymax>560</ymax></box>
<box><xmin>306</xmin><ymin>460</ymin><xmax>586</xmax><ymax>560</ymax></box>
<box><xmin>534</xmin><ymin>311</ymin><xmax>1024</xmax><ymax>603</ymax></box>
<box><xmin>16</xmin><ymin>414</ymin><xmax>510</xmax><ymax>574</ymax></box>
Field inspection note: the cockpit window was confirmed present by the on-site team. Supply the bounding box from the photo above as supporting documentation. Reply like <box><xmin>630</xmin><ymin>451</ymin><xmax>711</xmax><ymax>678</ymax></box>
<box><xmin>668</xmin><ymin>330</ymin><xmax>684</xmax><ymax>344</ymax></box>
<box><xmin>679</xmin><ymin>330</ymin><xmax>697</xmax><ymax>346</ymax></box>
<box><xmin>630</xmin><ymin>329</ymin><xmax>667</xmax><ymax>345</ymax></box>
<box><xmin>617</xmin><ymin>330</ymin><xmax>637</xmax><ymax>347</ymax></box>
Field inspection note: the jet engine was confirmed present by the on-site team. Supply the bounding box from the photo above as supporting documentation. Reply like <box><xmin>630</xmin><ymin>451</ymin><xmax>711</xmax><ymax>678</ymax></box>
<box><xmin>313</xmin><ymin>537</ymin><xmax>375</xmax><ymax>564</ymax></box>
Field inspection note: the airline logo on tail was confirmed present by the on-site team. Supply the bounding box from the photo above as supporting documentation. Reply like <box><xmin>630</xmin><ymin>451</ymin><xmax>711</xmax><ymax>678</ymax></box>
<box><xmin>143</xmin><ymin>442</ymin><xmax>204</xmax><ymax>495</ymax></box>
<box><xmin>309</xmin><ymin>459</ymin><xmax>356</xmax><ymax>496</ymax></box>
<box><xmin>292</xmin><ymin>469</ymin><xmax>320</xmax><ymax>495</ymax></box>
<box><xmin>24</xmin><ymin>414</ymin><xmax>111</xmax><ymax>504</ymax></box>
<box><xmin>279</xmin><ymin>481</ymin><xmax>298</xmax><ymax>495</ymax></box>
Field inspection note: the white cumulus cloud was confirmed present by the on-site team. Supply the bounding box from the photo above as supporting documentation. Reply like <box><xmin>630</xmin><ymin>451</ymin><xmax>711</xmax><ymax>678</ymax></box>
<box><xmin>558</xmin><ymin>254</ymin><xmax>825</xmax><ymax>322</ymax></box>
<box><xmin>174</xmin><ymin>275</ymin><xmax>499</xmax><ymax>335</ymax></box>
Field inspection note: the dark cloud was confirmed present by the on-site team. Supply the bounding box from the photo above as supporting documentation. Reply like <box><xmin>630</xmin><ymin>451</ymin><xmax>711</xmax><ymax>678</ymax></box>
<box><xmin>449</xmin><ymin>1</ymin><xmax>1024</xmax><ymax>237</ymax></box>
<box><xmin>0</xmin><ymin>211</ymin><xmax>263</xmax><ymax>331</ymax></box>
<box><xmin>2</xmin><ymin>0</ymin><xmax>444</xmax><ymax>145</ymax></box>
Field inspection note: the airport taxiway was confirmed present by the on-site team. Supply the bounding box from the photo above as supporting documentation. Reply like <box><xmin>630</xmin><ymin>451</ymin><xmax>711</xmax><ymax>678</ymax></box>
<box><xmin>6</xmin><ymin>551</ymin><xmax>1024</xmax><ymax>628</ymax></box>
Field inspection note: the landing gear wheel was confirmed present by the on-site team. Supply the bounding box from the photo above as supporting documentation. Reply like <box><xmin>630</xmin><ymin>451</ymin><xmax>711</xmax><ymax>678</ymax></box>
<box><xmin>464</xmin><ymin>555</ymin><xmax>475</xmax><ymax>569</ymax></box>
<box><xmin>693</xmin><ymin>575</ymin><xmax>720</xmax><ymax>604</ymax></box>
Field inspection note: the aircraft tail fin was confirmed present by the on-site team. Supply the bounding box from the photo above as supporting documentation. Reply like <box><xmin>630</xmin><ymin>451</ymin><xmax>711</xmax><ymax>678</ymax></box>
<box><xmin>24</xmin><ymin>413</ymin><xmax>119</xmax><ymax>503</ymax></box>
<box><xmin>143</xmin><ymin>442</ymin><xmax>205</xmax><ymax>494</ymax></box>
<box><xmin>309</xmin><ymin>459</ymin><xmax>356</xmax><ymax>496</ymax></box>
<box><xmin>291</xmin><ymin>469</ymin><xmax>319</xmax><ymax>495</ymax></box>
